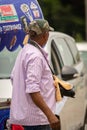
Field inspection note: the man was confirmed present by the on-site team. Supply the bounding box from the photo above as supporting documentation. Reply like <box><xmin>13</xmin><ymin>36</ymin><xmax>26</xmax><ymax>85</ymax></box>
<box><xmin>10</xmin><ymin>19</ymin><xmax>60</xmax><ymax>130</ymax></box>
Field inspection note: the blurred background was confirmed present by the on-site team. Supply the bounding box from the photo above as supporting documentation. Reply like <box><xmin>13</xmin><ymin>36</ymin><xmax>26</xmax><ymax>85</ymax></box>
<box><xmin>38</xmin><ymin>0</ymin><xmax>86</xmax><ymax>42</ymax></box>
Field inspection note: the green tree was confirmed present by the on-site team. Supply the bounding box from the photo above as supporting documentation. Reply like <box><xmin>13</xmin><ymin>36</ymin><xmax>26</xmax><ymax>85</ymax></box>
<box><xmin>38</xmin><ymin>0</ymin><xmax>85</xmax><ymax>41</ymax></box>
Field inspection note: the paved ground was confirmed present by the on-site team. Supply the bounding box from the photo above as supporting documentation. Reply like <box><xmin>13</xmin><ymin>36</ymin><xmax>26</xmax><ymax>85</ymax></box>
<box><xmin>59</xmin><ymin>86</ymin><xmax>87</xmax><ymax>130</ymax></box>
<box><xmin>85</xmin><ymin>125</ymin><xmax>87</xmax><ymax>130</ymax></box>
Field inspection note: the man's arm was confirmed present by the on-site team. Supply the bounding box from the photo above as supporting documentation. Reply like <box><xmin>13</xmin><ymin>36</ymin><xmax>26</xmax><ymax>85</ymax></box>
<box><xmin>30</xmin><ymin>92</ymin><xmax>60</xmax><ymax>130</ymax></box>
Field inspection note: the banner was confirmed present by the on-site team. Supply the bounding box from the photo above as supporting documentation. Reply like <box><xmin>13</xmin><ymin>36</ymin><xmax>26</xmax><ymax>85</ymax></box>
<box><xmin>0</xmin><ymin>108</ymin><xmax>10</xmax><ymax>130</ymax></box>
<box><xmin>0</xmin><ymin>0</ymin><xmax>44</xmax><ymax>51</ymax></box>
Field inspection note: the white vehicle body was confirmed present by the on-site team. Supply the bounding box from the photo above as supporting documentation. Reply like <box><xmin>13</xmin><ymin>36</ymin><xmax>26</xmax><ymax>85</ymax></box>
<box><xmin>76</xmin><ymin>42</ymin><xmax>87</xmax><ymax>68</ymax></box>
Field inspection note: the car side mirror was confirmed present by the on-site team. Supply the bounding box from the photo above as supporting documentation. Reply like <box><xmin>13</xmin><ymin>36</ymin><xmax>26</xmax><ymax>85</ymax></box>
<box><xmin>61</xmin><ymin>65</ymin><xmax>78</xmax><ymax>81</ymax></box>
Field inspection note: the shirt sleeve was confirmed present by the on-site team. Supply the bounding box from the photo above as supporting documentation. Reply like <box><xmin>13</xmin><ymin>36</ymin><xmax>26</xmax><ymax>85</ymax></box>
<box><xmin>25</xmin><ymin>55</ymin><xmax>43</xmax><ymax>93</ymax></box>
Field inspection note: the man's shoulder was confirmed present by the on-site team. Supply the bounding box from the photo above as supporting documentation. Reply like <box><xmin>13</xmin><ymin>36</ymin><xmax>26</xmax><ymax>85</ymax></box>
<box><xmin>22</xmin><ymin>44</ymin><xmax>42</xmax><ymax>59</ymax></box>
<box><xmin>23</xmin><ymin>43</ymin><xmax>38</xmax><ymax>51</ymax></box>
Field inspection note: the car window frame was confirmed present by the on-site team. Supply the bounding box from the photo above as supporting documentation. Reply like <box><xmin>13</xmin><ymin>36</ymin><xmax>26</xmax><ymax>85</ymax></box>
<box><xmin>51</xmin><ymin>40</ymin><xmax>61</xmax><ymax>75</ymax></box>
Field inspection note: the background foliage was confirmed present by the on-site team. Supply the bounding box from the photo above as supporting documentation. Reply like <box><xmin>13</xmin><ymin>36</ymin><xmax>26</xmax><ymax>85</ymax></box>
<box><xmin>38</xmin><ymin>0</ymin><xmax>85</xmax><ymax>41</ymax></box>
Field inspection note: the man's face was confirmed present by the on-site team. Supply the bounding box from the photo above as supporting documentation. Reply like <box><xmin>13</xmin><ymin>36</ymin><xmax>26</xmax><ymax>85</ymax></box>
<box><xmin>41</xmin><ymin>31</ymin><xmax>49</xmax><ymax>47</ymax></box>
<box><xmin>43</xmin><ymin>31</ymin><xmax>49</xmax><ymax>45</ymax></box>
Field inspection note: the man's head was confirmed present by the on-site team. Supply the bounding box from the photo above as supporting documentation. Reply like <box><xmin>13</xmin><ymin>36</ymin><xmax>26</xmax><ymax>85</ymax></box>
<box><xmin>28</xmin><ymin>19</ymin><xmax>54</xmax><ymax>35</ymax></box>
<box><xmin>28</xmin><ymin>19</ymin><xmax>54</xmax><ymax>46</ymax></box>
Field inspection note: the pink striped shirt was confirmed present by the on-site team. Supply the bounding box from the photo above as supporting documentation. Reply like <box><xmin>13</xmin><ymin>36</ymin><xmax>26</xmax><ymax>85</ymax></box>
<box><xmin>10</xmin><ymin>43</ymin><xmax>56</xmax><ymax>126</ymax></box>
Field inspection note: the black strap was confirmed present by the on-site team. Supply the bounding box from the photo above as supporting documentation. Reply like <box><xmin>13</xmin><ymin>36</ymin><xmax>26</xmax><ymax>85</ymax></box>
<box><xmin>30</xmin><ymin>40</ymin><xmax>55</xmax><ymax>75</ymax></box>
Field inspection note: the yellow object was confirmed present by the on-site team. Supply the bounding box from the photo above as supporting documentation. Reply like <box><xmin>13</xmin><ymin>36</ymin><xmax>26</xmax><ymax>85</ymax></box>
<box><xmin>23</xmin><ymin>34</ymin><xmax>29</xmax><ymax>45</ymax></box>
<box><xmin>56</xmin><ymin>77</ymin><xmax>72</xmax><ymax>90</ymax></box>
<box><xmin>53</xmin><ymin>75</ymin><xmax>73</xmax><ymax>101</ymax></box>
<box><xmin>55</xmin><ymin>83</ymin><xmax>62</xmax><ymax>101</ymax></box>
<box><xmin>53</xmin><ymin>75</ymin><xmax>62</xmax><ymax>101</ymax></box>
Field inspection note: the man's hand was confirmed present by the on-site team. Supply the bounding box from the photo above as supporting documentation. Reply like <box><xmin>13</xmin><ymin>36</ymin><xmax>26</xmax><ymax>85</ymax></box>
<box><xmin>48</xmin><ymin>114</ymin><xmax>61</xmax><ymax>130</ymax></box>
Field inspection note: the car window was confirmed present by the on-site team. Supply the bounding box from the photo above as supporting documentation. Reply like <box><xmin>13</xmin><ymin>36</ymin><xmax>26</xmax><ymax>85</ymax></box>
<box><xmin>65</xmin><ymin>38</ymin><xmax>80</xmax><ymax>63</ymax></box>
<box><xmin>0</xmin><ymin>46</ymin><xmax>21</xmax><ymax>78</ymax></box>
<box><xmin>54</xmin><ymin>37</ymin><xmax>75</xmax><ymax>66</ymax></box>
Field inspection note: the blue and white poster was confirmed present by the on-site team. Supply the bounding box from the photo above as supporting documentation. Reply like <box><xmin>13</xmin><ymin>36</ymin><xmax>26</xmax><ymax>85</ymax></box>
<box><xmin>0</xmin><ymin>0</ymin><xmax>44</xmax><ymax>51</ymax></box>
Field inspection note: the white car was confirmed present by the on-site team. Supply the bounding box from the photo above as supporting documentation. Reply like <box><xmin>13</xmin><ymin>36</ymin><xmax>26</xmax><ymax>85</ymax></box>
<box><xmin>76</xmin><ymin>42</ymin><xmax>87</xmax><ymax>68</ymax></box>
<box><xmin>45</xmin><ymin>32</ymin><xmax>87</xmax><ymax>130</ymax></box>
<box><xmin>0</xmin><ymin>32</ymin><xmax>87</xmax><ymax>130</ymax></box>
